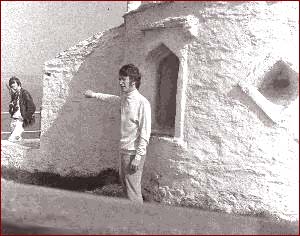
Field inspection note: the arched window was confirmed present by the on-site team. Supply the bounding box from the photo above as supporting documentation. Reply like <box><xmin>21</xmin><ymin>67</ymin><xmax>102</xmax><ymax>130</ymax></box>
<box><xmin>146</xmin><ymin>43</ymin><xmax>180</xmax><ymax>137</ymax></box>
<box><xmin>156</xmin><ymin>53</ymin><xmax>179</xmax><ymax>135</ymax></box>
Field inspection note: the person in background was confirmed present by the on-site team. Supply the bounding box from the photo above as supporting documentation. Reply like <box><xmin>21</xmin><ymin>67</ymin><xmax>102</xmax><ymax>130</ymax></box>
<box><xmin>84</xmin><ymin>64</ymin><xmax>151</xmax><ymax>204</ymax></box>
<box><xmin>7</xmin><ymin>76</ymin><xmax>36</xmax><ymax>142</ymax></box>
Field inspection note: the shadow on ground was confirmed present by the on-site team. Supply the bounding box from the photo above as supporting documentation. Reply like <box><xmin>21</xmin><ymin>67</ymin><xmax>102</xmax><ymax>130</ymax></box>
<box><xmin>1</xmin><ymin>166</ymin><xmax>126</xmax><ymax>198</ymax></box>
<box><xmin>2</xmin><ymin>178</ymin><xmax>299</xmax><ymax>235</ymax></box>
<box><xmin>2</xmin><ymin>220</ymin><xmax>79</xmax><ymax>235</ymax></box>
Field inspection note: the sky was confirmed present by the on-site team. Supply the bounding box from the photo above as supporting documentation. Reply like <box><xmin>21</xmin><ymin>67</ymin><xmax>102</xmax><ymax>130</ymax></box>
<box><xmin>1</xmin><ymin>1</ymin><xmax>127</xmax><ymax>77</ymax></box>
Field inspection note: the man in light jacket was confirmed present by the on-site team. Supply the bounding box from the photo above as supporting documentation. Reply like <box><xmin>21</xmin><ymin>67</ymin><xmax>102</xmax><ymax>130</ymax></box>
<box><xmin>84</xmin><ymin>64</ymin><xmax>151</xmax><ymax>203</ymax></box>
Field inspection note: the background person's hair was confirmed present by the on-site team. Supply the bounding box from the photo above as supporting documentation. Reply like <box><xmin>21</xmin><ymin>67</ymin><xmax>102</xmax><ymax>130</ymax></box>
<box><xmin>119</xmin><ymin>64</ymin><xmax>141</xmax><ymax>90</ymax></box>
<box><xmin>9</xmin><ymin>76</ymin><xmax>22</xmax><ymax>87</ymax></box>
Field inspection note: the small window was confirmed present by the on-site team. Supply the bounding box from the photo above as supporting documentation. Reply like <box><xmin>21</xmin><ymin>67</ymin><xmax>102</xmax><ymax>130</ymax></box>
<box><xmin>145</xmin><ymin>43</ymin><xmax>187</xmax><ymax>139</ymax></box>
<box><xmin>156</xmin><ymin>53</ymin><xmax>179</xmax><ymax>136</ymax></box>
<box><xmin>259</xmin><ymin>60</ymin><xmax>298</xmax><ymax>106</ymax></box>
<box><xmin>146</xmin><ymin>44</ymin><xmax>180</xmax><ymax>137</ymax></box>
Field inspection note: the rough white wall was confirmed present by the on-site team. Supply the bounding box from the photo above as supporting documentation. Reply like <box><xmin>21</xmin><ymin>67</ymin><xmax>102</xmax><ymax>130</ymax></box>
<box><xmin>39</xmin><ymin>25</ymin><xmax>125</xmax><ymax>176</ymax></box>
<box><xmin>184</xmin><ymin>2</ymin><xmax>299</xmax><ymax>221</ymax></box>
<box><xmin>123</xmin><ymin>2</ymin><xmax>299</xmax><ymax>221</ymax></box>
<box><xmin>1</xmin><ymin>141</ymin><xmax>42</xmax><ymax>171</ymax></box>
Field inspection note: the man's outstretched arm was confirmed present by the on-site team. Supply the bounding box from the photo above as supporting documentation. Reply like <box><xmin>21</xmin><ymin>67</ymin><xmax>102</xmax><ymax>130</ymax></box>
<box><xmin>84</xmin><ymin>90</ymin><xmax>120</xmax><ymax>103</ymax></box>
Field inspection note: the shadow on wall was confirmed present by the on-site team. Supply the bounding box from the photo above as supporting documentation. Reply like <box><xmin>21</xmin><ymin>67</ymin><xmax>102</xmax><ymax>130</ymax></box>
<box><xmin>227</xmin><ymin>85</ymin><xmax>275</xmax><ymax>127</ymax></box>
<box><xmin>39</xmin><ymin>28</ymin><xmax>125</xmax><ymax>177</ymax></box>
<box><xmin>228</xmin><ymin>60</ymin><xmax>299</xmax><ymax>126</ymax></box>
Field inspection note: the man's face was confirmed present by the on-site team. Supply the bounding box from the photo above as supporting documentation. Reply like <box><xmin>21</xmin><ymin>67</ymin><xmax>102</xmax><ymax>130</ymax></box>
<box><xmin>10</xmin><ymin>81</ymin><xmax>21</xmax><ymax>93</ymax></box>
<box><xmin>119</xmin><ymin>75</ymin><xmax>135</xmax><ymax>93</ymax></box>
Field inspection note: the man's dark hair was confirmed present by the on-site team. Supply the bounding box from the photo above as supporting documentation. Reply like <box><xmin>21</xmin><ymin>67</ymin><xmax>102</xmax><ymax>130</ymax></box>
<box><xmin>9</xmin><ymin>76</ymin><xmax>22</xmax><ymax>87</ymax></box>
<box><xmin>119</xmin><ymin>64</ymin><xmax>141</xmax><ymax>90</ymax></box>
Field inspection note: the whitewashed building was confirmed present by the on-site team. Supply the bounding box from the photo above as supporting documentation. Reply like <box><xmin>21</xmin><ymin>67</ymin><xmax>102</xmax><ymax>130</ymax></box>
<box><xmin>5</xmin><ymin>1</ymin><xmax>299</xmax><ymax>221</ymax></box>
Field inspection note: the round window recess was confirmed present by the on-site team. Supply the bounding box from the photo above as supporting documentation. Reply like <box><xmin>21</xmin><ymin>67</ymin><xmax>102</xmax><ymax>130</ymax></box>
<box><xmin>258</xmin><ymin>61</ymin><xmax>298</xmax><ymax>106</ymax></box>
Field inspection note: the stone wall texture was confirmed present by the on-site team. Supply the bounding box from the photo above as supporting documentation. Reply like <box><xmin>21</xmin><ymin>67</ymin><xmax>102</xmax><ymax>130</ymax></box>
<box><xmin>39</xmin><ymin>25</ymin><xmax>125</xmax><ymax>175</ymax></box>
<box><xmin>6</xmin><ymin>2</ymin><xmax>298</xmax><ymax>221</ymax></box>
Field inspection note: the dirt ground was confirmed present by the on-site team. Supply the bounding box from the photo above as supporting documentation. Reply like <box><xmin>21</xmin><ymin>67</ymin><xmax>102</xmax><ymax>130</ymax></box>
<box><xmin>2</xmin><ymin>178</ymin><xmax>299</xmax><ymax>235</ymax></box>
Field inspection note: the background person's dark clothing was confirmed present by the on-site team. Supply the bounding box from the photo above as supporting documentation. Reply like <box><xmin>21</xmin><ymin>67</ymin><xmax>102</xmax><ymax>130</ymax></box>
<box><xmin>9</xmin><ymin>88</ymin><xmax>36</xmax><ymax>128</ymax></box>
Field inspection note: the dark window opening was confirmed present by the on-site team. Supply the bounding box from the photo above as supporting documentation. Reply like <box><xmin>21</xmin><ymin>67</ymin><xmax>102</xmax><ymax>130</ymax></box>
<box><xmin>156</xmin><ymin>53</ymin><xmax>179</xmax><ymax>136</ymax></box>
<box><xmin>259</xmin><ymin>60</ymin><xmax>298</xmax><ymax>106</ymax></box>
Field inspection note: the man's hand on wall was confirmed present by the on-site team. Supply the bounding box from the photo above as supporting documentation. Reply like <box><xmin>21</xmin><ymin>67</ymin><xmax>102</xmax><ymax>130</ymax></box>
<box><xmin>84</xmin><ymin>90</ymin><xmax>95</xmax><ymax>98</ymax></box>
